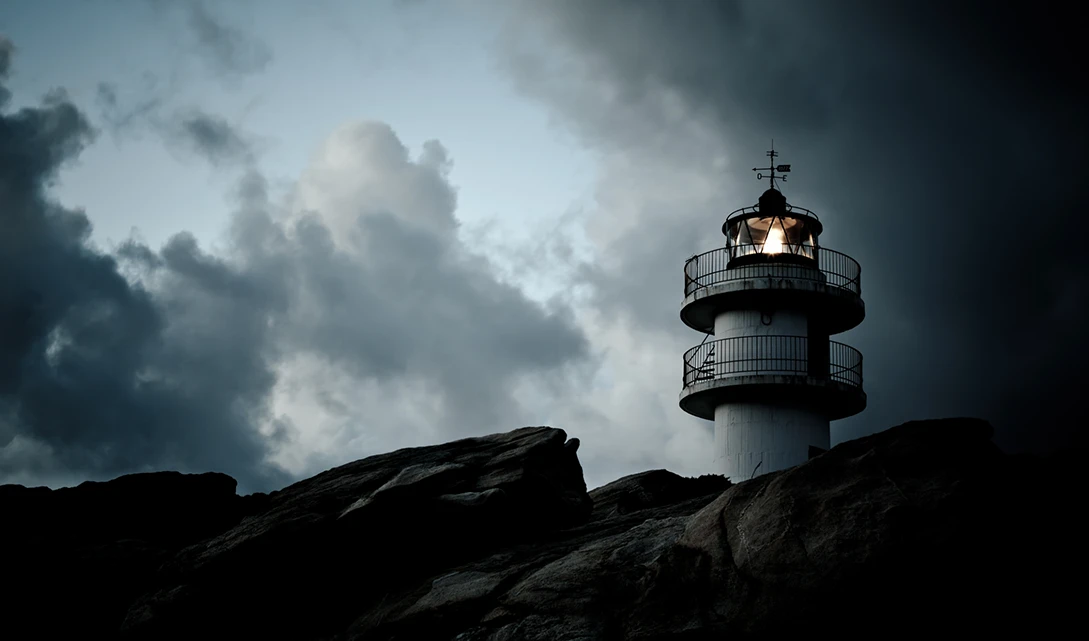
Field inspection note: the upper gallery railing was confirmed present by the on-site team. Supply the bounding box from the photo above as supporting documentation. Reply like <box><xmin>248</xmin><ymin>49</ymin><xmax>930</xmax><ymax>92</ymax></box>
<box><xmin>683</xmin><ymin>246</ymin><xmax>861</xmax><ymax>298</ymax></box>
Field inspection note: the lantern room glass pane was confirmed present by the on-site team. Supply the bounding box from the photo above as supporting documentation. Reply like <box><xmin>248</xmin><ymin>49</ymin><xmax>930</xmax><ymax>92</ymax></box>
<box><xmin>726</xmin><ymin>215</ymin><xmax>819</xmax><ymax>260</ymax></box>
<box><xmin>727</xmin><ymin>218</ymin><xmax>757</xmax><ymax>259</ymax></box>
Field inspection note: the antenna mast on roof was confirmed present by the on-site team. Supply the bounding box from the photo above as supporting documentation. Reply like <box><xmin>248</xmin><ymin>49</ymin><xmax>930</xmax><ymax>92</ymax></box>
<box><xmin>752</xmin><ymin>140</ymin><xmax>791</xmax><ymax>190</ymax></box>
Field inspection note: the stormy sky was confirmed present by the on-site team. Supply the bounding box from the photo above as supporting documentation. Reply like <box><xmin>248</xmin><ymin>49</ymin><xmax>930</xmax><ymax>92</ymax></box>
<box><xmin>1</xmin><ymin>0</ymin><xmax>1085</xmax><ymax>492</ymax></box>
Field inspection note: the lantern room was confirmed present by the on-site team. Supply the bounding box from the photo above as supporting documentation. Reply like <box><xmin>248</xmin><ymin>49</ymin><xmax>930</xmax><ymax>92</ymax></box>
<box><xmin>722</xmin><ymin>188</ymin><xmax>823</xmax><ymax>268</ymax></box>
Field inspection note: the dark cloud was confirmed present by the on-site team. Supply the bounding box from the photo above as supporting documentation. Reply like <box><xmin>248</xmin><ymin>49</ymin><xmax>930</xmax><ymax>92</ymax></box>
<box><xmin>96</xmin><ymin>81</ymin><xmax>254</xmax><ymax>166</ymax></box>
<box><xmin>502</xmin><ymin>0</ymin><xmax>1089</xmax><ymax>454</ymax></box>
<box><xmin>0</xmin><ymin>36</ymin><xmax>13</xmax><ymax>107</ymax></box>
<box><xmin>96</xmin><ymin>80</ymin><xmax>165</xmax><ymax>135</ymax></box>
<box><xmin>0</xmin><ymin>41</ymin><xmax>591</xmax><ymax>490</ymax></box>
<box><xmin>185</xmin><ymin>1</ymin><xmax>272</xmax><ymax>76</ymax></box>
<box><xmin>0</xmin><ymin>53</ymin><xmax>285</xmax><ymax>491</ymax></box>
<box><xmin>173</xmin><ymin>110</ymin><xmax>253</xmax><ymax>165</ymax></box>
<box><xmin>143</xmin><ymin>0</ymin><xmax>272</xmax><ymax>77</ymax></box>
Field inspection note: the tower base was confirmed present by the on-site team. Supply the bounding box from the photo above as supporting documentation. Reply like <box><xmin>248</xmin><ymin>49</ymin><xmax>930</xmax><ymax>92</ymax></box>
<box><xmin>713</xmin><ymin>402</ymin><xmax>829</xmax><ymax>481</ymax></box>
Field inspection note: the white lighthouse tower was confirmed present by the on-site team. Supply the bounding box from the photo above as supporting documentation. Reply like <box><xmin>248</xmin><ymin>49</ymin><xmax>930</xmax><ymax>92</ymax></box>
<box><xmin>679</xmin><ymin>147</ymin><xmax>866</xmax><ymax>480</ymax></box>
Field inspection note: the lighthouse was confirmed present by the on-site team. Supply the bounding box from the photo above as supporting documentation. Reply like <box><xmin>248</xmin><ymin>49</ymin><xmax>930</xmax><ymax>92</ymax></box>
<box><xmin>679</xmin><ymin>147</ymin><xmax>866</xmax><ymax>480</ymax></box>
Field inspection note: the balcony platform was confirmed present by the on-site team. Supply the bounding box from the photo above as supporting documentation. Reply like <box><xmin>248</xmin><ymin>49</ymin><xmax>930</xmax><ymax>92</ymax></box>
<box><xmin>679</xmin><ymin>335</ymin><xmax>866</xmax><ymax>421</ymax></box>
<box><xmin>681</xmin><ymin>248</ymin><xmax>864</xmax><ymax>334</ymax></box>
<box><xmin>679</xmin><ymin>374</ymin><xmax>866</xmax><ymax>421</ymax></box>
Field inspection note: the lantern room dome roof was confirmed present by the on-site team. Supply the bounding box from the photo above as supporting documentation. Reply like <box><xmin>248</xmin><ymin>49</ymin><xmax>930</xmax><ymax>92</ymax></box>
<box><xmin>759</xmin><ymin>187</ymin><xmax>785</xmax><ymax>202</ymax></box>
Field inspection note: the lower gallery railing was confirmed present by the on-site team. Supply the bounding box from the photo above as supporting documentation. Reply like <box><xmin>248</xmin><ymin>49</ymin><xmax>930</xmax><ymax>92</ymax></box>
<box><xmin>682</xmin><ymin>335</ymin><xmax>863</xmax><ymax>389</ymax></box>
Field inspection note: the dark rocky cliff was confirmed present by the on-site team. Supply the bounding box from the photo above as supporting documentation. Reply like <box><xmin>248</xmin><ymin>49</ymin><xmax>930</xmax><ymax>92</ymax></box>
<box><xmin>1</xmin><ymin>419</ymin><xmax>1079</xmax><ymax>639</ymax></box>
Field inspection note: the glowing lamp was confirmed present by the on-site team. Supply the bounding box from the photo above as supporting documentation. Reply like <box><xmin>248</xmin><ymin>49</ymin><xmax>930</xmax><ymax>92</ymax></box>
<box><xmin>763</xmin><ymin>226</ymin><xmax>785</xmax><ymax>254</ymax></box>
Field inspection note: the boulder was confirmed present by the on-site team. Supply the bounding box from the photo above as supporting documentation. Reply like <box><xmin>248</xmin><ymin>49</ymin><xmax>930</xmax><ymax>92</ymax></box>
<box><xmin>120</xmin><ymin>426</ymin><xmax>591</xmax><ymax>640</ymax></box>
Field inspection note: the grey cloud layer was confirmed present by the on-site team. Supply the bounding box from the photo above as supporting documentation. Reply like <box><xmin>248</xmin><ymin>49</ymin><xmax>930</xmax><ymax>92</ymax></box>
<box><xmin>500</xmin><ymin>0</ymin><xmax>1089</xmax><ymax>453</ymax></box>
<box><xmin>0</xmin><ymin>40</ymin><xmax>590</xmax><ymax>491</ymax></box>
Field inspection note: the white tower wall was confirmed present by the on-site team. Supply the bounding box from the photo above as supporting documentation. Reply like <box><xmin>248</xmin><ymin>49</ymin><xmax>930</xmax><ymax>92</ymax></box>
<box><xmin>714</xmin><ymin>402</ymin><xmax>829</xmax><ymax>480</ymax></box>
<box><xmin>714</xmin><ymin>308</ymin><xmax>808</xmax><ymax>338</ymax></box>
<box><xmin>711</xmin><ymin>307</ymin><xmax>829</xmax><ymax>480</ymax></box>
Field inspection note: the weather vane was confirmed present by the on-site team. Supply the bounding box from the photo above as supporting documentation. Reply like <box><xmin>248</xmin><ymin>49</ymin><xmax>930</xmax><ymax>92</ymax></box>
<box><xmin>752</xmin><ymin>140</ymin><xmax>791</xmax><ymax>189</ymax></box>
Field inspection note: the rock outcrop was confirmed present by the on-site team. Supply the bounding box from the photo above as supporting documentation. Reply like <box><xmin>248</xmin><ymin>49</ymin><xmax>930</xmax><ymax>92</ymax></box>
<box><xmin>1</xmin><ymin>470</ymin><xmax>259</xmax><ymax>635</ymax></box>
<box><xmin>1</xmin><ymin>419</ymin><xmax>1079</xmax><ymax>640</ymax></box>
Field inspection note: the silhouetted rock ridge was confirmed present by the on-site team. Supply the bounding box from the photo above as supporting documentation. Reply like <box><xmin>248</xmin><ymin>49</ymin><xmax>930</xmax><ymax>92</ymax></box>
<box><xmin>1</xmin><ymin>420</ymin><xmax>1078</xmax><ymax>639</ymax></box>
